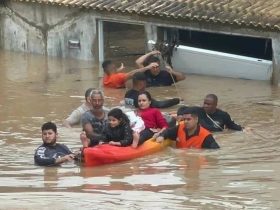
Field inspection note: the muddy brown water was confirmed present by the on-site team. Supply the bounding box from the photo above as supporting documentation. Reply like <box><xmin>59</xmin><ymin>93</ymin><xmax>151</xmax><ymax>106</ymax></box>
<box><xmin>0</xmin><ymin>50</ymin><xmax>280</xmax><ymax>209</ymax></box>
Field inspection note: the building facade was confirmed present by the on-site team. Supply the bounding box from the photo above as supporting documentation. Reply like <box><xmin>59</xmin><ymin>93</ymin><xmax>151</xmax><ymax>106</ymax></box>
<box><xmin>1</xmin><ymin>0</ymin><xmax>280</xmax><ymax>84</ymax></box>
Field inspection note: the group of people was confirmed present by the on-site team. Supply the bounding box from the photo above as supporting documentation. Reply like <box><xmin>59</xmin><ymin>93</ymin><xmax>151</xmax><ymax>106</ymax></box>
<box><xmin>34</xmin><ymin>51</ymin><xmax>245</xmax><ymax>166</ymax></box>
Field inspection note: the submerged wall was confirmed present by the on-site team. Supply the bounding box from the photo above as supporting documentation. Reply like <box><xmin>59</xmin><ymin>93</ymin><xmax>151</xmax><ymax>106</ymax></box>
<box><xmin>0</xmin><ymin>1</ymin><xmax>97</xmax><ymax>61</ymax></box>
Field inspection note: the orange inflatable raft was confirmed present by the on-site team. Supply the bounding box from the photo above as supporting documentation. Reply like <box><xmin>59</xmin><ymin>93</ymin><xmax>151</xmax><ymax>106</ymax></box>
<box><xmin>83</xmin><ymin>139</ymin><xmax>172</xmax><ymax>167</ymax></box>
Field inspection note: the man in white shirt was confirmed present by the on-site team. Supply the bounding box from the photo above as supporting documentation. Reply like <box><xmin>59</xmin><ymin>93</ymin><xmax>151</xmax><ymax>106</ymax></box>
<box><xmin>63</xmin><ymin>88</ymin><xmax>94</xmax><ymax>128</ymax></box>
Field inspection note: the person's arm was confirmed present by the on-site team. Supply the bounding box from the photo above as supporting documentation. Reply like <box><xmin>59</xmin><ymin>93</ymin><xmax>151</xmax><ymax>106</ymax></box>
<box><xmin>165</xmin><ymin>66</ymin><xmax>186</xmax><ymax>82</ymax></box>
<box><xmin>34</xmin><ymin>144</ymin><xmax>75</xmax><ymax>166</ymax></box>
<box><xmin>135</xmin><ymin>51</ymin><xmax>161</xmax><ymax>68</ymax></box>
<box><xmin>34</xmin><ymin>147</ymin><xmax>56</xmax><ymax>166</ymax></box>
<box><xmin>83</xmin><ymin>122</ymin><xmax>94</xmax><ymax>138</ymax></box>
<box><xmin>155</xmin><ymin>109</ymin><xmax>169</xmax><ymax>129</ymax></box>
<box><xmin>63</xmin><ymin>109</ymin><xmax>81</xmax><ymax>128</ymax></box>
<box><xmin>151</xmin><ymin>98</ymin><xmax>180</xmax><ymax>108</ymax></box>
<box><xmin>116</xmin><ymin>63</ymin><xmax>125</xmax><ymax>72</ymax></box>
<box><xmin>156</xmin><ymin>126</ymin><xmax>179</xmax><ymax>142</ymax></box>
<box><xmin>63</xmin><ymin>120</ymin><xmax>72</xmax><ymax>128</ymax></box>
<box><xmin>81</xmin><ymin>113</ymin><xmax>102</xmax><ymax>146</ymax></box>
<box><xmin>151</xmin><ymin>109</ymin><xmax>169</xmax><ymax>138</ymax></box>
<box><xmin>54</xmin><ymin>154</ymin><xmax>75</xmax><ymax>164</ymax></box>
<box><xmin>119</xmin><ymin>124</ymin><xmax>133</xmax><ymax>146</ymax></box>
<box><xmin>224</xmin><ymin>112</ymin><xmax>243</xmax><ymax>131</ymax></box>
<box><xmin>81</xmin><ymin>112</ymin><xmax>95</xmax><ymax>138</ymax></box>
<box><xmin>201</xmin><ymin>135</ymin><xmax>220</xmax><ymax>149</ymax></box>
<box><xmin>125</xmin><ymin>62</ymin><xmax>159</xmax><ymax>80</ymax></box>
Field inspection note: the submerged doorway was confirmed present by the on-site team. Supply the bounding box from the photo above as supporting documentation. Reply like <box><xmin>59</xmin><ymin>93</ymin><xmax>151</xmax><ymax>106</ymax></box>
<box><xmin>103</xmin><ymin>21</ymin><xmax>145</xmax><ymax>66</ymax></box>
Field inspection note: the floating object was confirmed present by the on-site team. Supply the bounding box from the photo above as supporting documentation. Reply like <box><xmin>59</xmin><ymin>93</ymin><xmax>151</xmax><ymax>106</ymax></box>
<box><xmin>148</xmin><ymin>40</ymin><xmax>272</xmax><ymax>81</ymax></box>
<box><xmin>256</xmin><ymin>100</ymin><xmax>280</xmax><ymax>107</ymax></box>
<box><xmin>83</xmin><ymin>138</ymin><xmax>172</xmax><ymax>167</ymax></box>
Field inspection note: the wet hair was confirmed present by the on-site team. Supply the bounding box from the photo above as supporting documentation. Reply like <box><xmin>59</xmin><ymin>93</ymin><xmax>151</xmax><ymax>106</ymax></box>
<box><xmin>89</xmin><ymin>89</ymin><xmax>104</xmax><ymax>99</ymax></box>
<box><xmin>85</xmin><ymin>88</ymin><xmax>94</xmax><ymax>98</ymax></box>
<box><xmin>205</xmin><ymin>94</ymin><xmax>218</xmax><ymax>104</ymax></box>
<box><xmin>132</xmin><ymin>72</ymin><xmax>147</xmax><ymax>83</ymax></box>
<box><xmin>144</xmin><ymin>55</ymin><xmax>160</xmax><ymax>66</ymax></box>
<box><xmin>102</xmin><ymin>60</ymin><xmax>113</xmax><ymax>74</ymax></box>
<box><xmin>138</xmin><ymin>91</ymin><xmax>152</xmax><ymax>101</ymax></box>
<box><xmin>108</xmin><ymin>108</ymin><xmax>130</xmax><ymax>125</ymax></box>
<box><xmin>177</xmin><ymin>106</ymin><xmax>198</xmax><ymax>117</ymax></box>
<box><xmin>177</xmin><ymin>106</ymin><xmax>188</xmax><ymax>115</ymax></box>
<box><xmin>41</xmin><ymin>122</ymin><xmax>57</xmax><ymax>133</ymax></box>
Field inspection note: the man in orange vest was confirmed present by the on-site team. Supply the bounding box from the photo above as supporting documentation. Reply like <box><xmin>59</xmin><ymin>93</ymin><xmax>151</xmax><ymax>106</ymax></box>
<box><xmin>156</xmin><ymin>106</ymin><xmax>220</xmax><ymax>149</ymax></box>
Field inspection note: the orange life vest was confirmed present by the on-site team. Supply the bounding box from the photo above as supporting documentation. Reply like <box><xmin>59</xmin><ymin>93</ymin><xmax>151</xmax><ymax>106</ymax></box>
<box><xmin>176</xmin><ymin>122</ymin><xmax>211</xmax><ymax>149</ymax></box>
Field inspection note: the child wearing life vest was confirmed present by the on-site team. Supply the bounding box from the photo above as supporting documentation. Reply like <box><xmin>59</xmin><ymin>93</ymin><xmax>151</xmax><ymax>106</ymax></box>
<box><xmin>135</xmin><ymin>91</ymin><xmax>168</xmax><ymax>146</ymax></box>
<box><xmin>156</xmin><ymin>106</ymin><xmax>220</xmax><ymax>149</ymax></box>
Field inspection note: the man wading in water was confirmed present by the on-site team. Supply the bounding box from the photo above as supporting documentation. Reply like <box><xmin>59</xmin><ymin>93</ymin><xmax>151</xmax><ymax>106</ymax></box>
<box><xmin>63</xmin><ymin>88</ymin><xmax>94</xmax><ymax>128</ymax></box>
<box><xmin>176</xmin><ymin>94</ymin><xmax>245</xmax><ymax>132</ymax></box>
<box><xmin>34</xmin><ymin>122</ymin><xmax>77</xmax><ymax>166</ymax></box>
<box><xmin>135</xmin><ymin>50</ymin><xmax>185</xmax><ymax>87</ymax></box>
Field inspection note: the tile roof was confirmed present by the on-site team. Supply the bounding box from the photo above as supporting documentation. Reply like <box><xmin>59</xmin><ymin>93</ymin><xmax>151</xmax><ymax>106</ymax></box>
<box><xmin>10</xmin><ymin>0</ymin><xmax>280</xmax><ymax>31</ymax></box>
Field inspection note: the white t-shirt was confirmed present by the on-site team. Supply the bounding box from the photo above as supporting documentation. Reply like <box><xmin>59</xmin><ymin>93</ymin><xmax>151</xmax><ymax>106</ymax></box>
<box><xmin>65</xmin><ymin>103</ymin><xmax>91</xmax><ymax>126</ymax></box>
<box><xmin>126</xmin><ymin>111</ymin><xmax>145</xmax><ymax>133</ymax></box>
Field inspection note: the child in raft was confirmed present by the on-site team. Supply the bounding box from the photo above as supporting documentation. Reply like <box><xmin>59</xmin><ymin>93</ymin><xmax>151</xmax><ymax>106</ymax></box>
<box><xmin>101</xmin><ymin>108</ymin><xmax>134</xmax><ymax>146</ymax></box>
<box><xmin>80</xmin><ymin>107</ymin><xmax>144</xmax><ymax>147</ymax></box>
<box><xmin>133</xmin><ymin>91</ymin><xmax>168</xmax><ymax>147</ymax></box>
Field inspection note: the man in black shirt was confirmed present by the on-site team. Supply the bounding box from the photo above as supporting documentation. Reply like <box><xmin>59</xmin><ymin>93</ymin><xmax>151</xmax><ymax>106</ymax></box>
<box><xmin>34</xmin><ymin>122</ymin><xmax>75</xmax><ymax>166</ymax></box>
<box><xmin>178</xmin><ymin>94</ymin><xmax>243</xmax><ymax>132</ymax></box>
<box><xmin>135</xmin><ymin>51</ymin><xmax>185</xmax><ymax>87</ymax></box>
<box><xmin>124</xmin><ymin>72</ymin><xmax>180</xmax><ymax>109</ymax></box>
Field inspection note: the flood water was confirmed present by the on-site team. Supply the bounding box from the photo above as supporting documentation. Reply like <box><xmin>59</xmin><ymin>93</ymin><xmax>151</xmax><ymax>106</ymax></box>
<box><xmin>0</xmin><ymin>50</ymin><xmax>280</xmax><ymax>209</ymax></box>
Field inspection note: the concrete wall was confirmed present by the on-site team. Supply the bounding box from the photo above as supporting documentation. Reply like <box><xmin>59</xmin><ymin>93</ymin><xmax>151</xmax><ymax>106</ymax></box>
<box><xmin>0</xmin><ymin>1</ymin><xmax>97</xmax><ymax>61</ymax></box>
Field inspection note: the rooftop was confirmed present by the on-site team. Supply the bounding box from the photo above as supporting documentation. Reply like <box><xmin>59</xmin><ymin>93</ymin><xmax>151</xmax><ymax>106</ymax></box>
<box><xmin>11</xmin><ymin>0</ymin><xmax>280</xmax><ymax>31</ymax></box>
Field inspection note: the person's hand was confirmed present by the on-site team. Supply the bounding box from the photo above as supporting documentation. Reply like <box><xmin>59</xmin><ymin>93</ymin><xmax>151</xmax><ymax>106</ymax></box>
<box><xmin>80</xmin><ymin>131</ymin><xmax>89</xmax><ymax>148</ymax></box>
<box><xmin>150</xmin><ymin>128</ymin><xmax>161</xmax><ymax>133</ymax></box>
<box><xmin>152</xmin><ymin>132</ymin><xmax>161</xmax><ymax>139</ymax></box>
<box><xmin>146</xmin><ymin>62</ymin><xmax>159</xmax><ymax>70</ymax></box>
<box><xmin>156</xmin><ymin>136</ymin><xmax>164</xmax><ymax>143</ymax></box>
<box><xmin>243</xmin><ymin>127</ymin><xmax>253</xmax><ymax>133</ymax></box>
<box><xmin>117</xmin><ymin>63</ymin><xmax>125</xmax><ymax>72</ymax></box>
<box><xmin>109</xmin><ymin>141</ymin><xmax>118</xmax><ymax>145</ymax></box>
<box><xmin>80</xmin><ymin>131</ymin><xmax>87</xmax><ymax>140</ymax></box>
<box><xmin>73</xmin><ymin>150</ymin><xmax>81</xmax><ymax>157</ymax></box>
<box><xmin>119</xmin><ymin>100</ymin><xmax>125</xmax><ymax>106</ymax></box>
<box><xmin>165</xmin><ymin>65</ymin><xmax>173</xmax><ymax>73</ymax></box>
<box><xmin>149</xmin><ymin>50</ymin><xmax>161</xmax><ymax>56</ymax></box>
<box><xmin>62</xmin><ymin>154</ymin><xmax>75</xmax><ymax>162</ymax></box>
